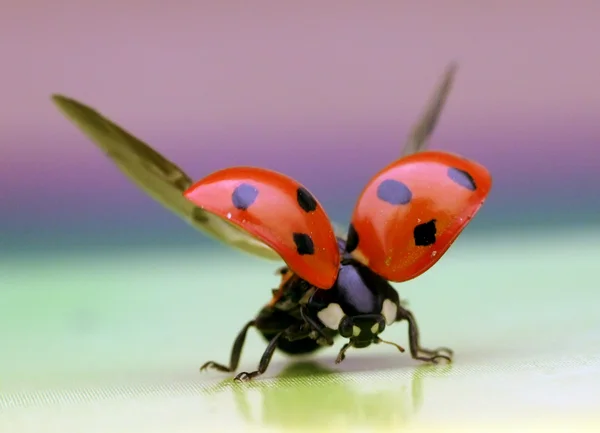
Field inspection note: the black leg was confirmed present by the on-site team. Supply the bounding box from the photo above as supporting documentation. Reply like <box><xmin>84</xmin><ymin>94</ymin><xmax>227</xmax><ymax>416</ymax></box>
<box><xmin>300</xmin><ymin>306</ymin><xmax>335</xmax><ymax>346</ymax></box>
<box><xmin>234</xmin><ymin>330</ymin><xmax>285</xmax><ymax>382</ymax></box>
<box><xmin>282</xmin><ymin>323</ymin><xmax>312</xmax><ymax>342</ymax></box>
<box><xmin>396</xmin><ymin>306</ymin><xmax>453</xmax><ymax>364</ymax></box>
<box><xmin>200</xmin><ymin>320</ymin><xmax>256</xmax><ymax>373</ymax></box>
<box><xmin>232</xmin><ymin>324</ymin><xmax>314</xmax><ymax>382</ymax></box>
<box><xmin>335</xmin><ymin>342</ymin><xmax>352</xmax><ymax>364</ymax></box>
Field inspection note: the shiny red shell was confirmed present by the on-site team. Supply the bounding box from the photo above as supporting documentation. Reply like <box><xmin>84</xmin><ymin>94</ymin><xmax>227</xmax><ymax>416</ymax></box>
<box><xmin>347</xmin><ymin>151</ymin><xmax>492</xmax><ymax>283</ymax></box>
<box><xmin>184</xmin><ymin>167</ymin><xmax>340</xmax><ymax>289</ymax></box>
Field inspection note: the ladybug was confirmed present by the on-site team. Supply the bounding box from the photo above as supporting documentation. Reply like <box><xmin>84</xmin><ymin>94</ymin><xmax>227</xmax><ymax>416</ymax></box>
<box><xmin>51</xmin><ymin>64</ymin><xmax>491</xmax><ymax>382</ymax></box>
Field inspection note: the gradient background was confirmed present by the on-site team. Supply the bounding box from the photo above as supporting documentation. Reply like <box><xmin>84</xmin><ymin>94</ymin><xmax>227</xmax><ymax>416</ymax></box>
<box><xmin>2</xmin><ymin>0</ymin><xmax>599</xmax><ymax>252</ymax></box>
<box><xmin>1</xmin><ymin>1</ymin><xmax>600</xmax><ymax>432</ymax></box>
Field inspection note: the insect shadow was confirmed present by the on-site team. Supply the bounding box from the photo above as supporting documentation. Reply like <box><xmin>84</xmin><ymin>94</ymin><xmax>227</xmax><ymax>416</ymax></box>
<box><xmin>201</xmin><ymin>358</ymin><xmax>453</xmax><ymax>429</ymax></box>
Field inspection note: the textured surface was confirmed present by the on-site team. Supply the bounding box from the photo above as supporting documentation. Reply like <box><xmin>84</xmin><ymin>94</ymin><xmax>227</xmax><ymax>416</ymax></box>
<box><xmin>1</xmin><ymin>229</ymin><xmax>599</xmax><ymax>432</ymax></box>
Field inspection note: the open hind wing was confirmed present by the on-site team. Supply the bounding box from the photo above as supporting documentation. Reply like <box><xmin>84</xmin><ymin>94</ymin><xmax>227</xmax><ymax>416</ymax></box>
<box><xmin>51</xmin><ymin>95</ymin><xmax>282</xmax><ymax>261</ymax></box>
<box><xmin>400</xmin><ymin>62</ymin><xmax>457</xmax><ymax>157</ymax></box>
<box><xmin>52</xmin><ymin>64</ymin><xmax>456</xmax><ymax>253</ymax></box>
<box><xmin>336</xmin><ymin>63</ymin><xmax>459</xmax><ymax>242</ymax></box>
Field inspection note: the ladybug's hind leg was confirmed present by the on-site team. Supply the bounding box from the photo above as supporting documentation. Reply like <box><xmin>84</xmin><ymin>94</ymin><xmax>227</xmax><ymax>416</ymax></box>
<box><xmin>234</xmin><ymin>324</ymin><xmax>312</xmax><ymax>382</ymax></box>
<box><xmin>200</xmin><ymin>320</ymin><xmax>256</xmax><ymax>373</ymax></box>
<box><xmin>201</xmin><ymin>306</ymin><xmax>313</xmax><ymax>381</ymax></box>
<box><xmin>233</xmin><ymin>330</ymin><xmax>284</xmax><ymax>382</ymax></box>
<box><xmin>396</xmin><ymin>305</ymin><xmax>453</xmax><ymax>364</ymax></box>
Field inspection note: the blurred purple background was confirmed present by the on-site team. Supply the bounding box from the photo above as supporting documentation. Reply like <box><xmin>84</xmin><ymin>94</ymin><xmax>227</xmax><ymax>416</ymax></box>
<box><xmin>1</xmin><ymin>0</ymin><xmax>598</xmax><ymax>253</ymax></box>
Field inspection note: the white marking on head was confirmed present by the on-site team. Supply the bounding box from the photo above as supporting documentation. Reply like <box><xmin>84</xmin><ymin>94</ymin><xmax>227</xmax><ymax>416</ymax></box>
<box><xmin>381</xmin><ymin>299</ymin><xmax>397</xmax><ymax>326</ymax></box>
<box><xmin>370</xmin><ymin>323</ymin><xmax>380</xmax><ymax>334</ymax></box>
<box><xmin>352</xmin><ymin>325</ymin><xmax>361</xmax><ymax>337</ymax></box>
<box><xmin>317</xmin><ymin>303</ymin><xmax>345</xmax><ymax>330</ymax></box>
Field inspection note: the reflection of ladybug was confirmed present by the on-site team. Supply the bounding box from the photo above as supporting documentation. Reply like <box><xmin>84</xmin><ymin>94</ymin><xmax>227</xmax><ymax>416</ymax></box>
<box><xmin>52</xmin><ymin>63</ymin><xmax>491</xmax><ymax>382</ymax></box>
<box><xmin>201</xmin><ymin>361</ymin><xmax>452</xmax><ymax>429</ymax></box>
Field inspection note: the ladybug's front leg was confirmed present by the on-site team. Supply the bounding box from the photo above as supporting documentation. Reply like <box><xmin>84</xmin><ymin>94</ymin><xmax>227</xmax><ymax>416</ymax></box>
<box><xmin>396</xmin><ymin>305</ymin><xmax>453</xmax><ymax>364</ymax></box>
<box><xmin>300</xmin><ymin>305</ymin><xmax>335</xmax><ymax>346</ymax></box>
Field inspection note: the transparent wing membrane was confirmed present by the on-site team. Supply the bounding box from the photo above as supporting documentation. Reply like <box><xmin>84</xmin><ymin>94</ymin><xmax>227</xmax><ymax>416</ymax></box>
<box><xmin>51</xmin><ymin>62</ymin><xmax>457</xmax><ymax>261</ymax></box>
<box><xmin>51</xmin><ymin>95</ymin><xmax>281</xmax><ymax>261</ymax></box>
<box><xmin>400</xmin><ymin>62</ymin><xmax>457</xmax><ymax>157</ymax></box>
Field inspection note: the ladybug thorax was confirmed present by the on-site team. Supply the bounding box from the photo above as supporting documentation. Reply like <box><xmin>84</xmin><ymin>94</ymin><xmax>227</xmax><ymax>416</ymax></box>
<box><xmin>309</xmin><ymin>260</ymin><xmax>399</xmax><ymax>347</ymax></box>
<box><xmin>335</xmin><ymin>264</ymin><xmax>384</xmax><ymax>315</ymax></box>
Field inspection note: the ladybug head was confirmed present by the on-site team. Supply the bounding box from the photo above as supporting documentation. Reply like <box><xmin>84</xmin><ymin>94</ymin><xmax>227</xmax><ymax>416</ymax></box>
<box><xmin>311</xmin><ymin>261</ymin><xmax>404</xmax><ymax>356</ymax></box>
<box><xmin>337</xmin><ymin>312</ymin><xmax>387</xmax><ymax>348</ymax></box>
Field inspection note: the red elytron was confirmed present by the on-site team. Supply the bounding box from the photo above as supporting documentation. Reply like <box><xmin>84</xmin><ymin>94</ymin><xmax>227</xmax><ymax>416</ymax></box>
<box><xmin>184</xmin><ymin>166</ymin><xmax>341</xmax><ymax>290</ymax></box>
<box><xmin>184</xmin><ymin>151</ymin><xmax>492</xmax><ymax>290</ymax></box>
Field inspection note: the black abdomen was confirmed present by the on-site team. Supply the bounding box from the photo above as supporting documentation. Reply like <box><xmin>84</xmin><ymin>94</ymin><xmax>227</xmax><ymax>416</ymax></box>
<box><xmin>255</xmin><ymin>305</ymin><xmax>327</xmax><ymax>355</ymax></box>
<box><xmin>259</xmin><ymin>330</ymin><xmax>325</xmax><ymax>355</ymax></box>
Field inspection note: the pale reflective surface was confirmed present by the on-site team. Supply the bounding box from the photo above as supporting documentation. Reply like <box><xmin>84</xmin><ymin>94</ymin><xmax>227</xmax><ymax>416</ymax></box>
<box><xmin>1</xmin><ymin>229</ymin><xmax>599</xmax><ymax>432</ymax></box>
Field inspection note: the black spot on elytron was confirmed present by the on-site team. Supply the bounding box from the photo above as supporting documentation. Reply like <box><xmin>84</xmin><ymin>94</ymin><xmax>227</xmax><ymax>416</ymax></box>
<box><xmin>414</xmin><ymin>219</ymin><xmax>437</xmax><ymax>247</ymax></box>
<box><xmin>345</xmin><ymin>223</ymin><xmax>359</xmax><ymax>253</ymax></box>
<box><xmin>296</xmin><ymin>187</ymin><xmax>318</xmax><ymax>212</ymax></box>
<box><xmin>231</xmin><ymin>183</ymin><xmax>259</xmax><ymax>210</ymax></box>
<box><xmin>293</xmin><ymin>232</ymin><xmax>315</xmax><ymax>255</ymax></box>
<box><xmin>376</xmin><ymin>179</ymin><xmax>412</xmax><ymax>205</ymax></box>
<box><xmin>447</xmin><ymin>167</ymin><xmax>477</xmax><ymax>191</ymax></box>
